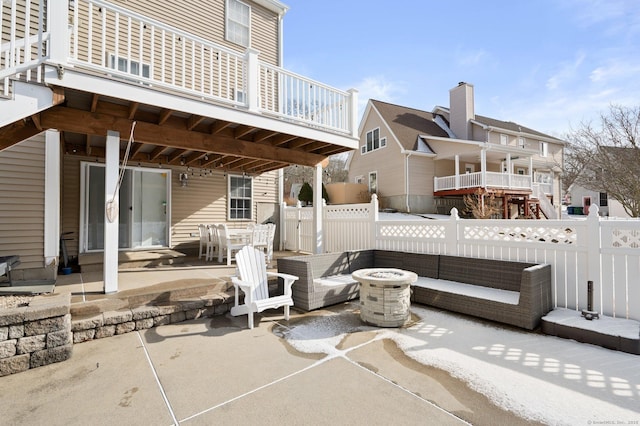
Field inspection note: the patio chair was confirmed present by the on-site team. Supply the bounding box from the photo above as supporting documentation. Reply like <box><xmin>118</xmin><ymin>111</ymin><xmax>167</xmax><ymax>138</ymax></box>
<box><xmin>265</xmin><ymin>223</ymin><xmax>276</xmax><ymax>263</ymax></box>
<box><xmin>205</xmin><ymin>224</ymin><xmax>220</xmax><ymax>261</ymax></box>
<box><xmin>230</xmin><ymin>246</ymin><xmax>298</xmax><ymax>329</ymax></box>
<box><xmin>249</xmin><ymin>224</ymin><xmax>270</xmax><ymax>259</ymax></box>
<box><xmin>217</xmin><ymin>224</ymin><xmax>246</xmax><ymax>265</ymax></box>
<box><xmin>198</xmin><ymin>224</ymin><xmax>208</xmax><ymax>259</ymax></box>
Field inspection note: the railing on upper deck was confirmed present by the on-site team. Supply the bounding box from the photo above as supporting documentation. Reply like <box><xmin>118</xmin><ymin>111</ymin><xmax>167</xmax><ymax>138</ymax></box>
<box><xmin>65</xmin><ymin>0</ymin><xmax>356</xmax><ymax>135</ymax></box>
<box><xmin>0</xmin><ymin>0</ymin><xmax>48</xmax><ymax>96</ymax></box>
<box><xmin>2</xmin><ymin>0</ymin><xmax>357</xmax><ymax>136</ymax></box>
<box><xmin>434</xmin><ymin>171</ymin><xmax>533</xmax><ymax>192</ymax></box>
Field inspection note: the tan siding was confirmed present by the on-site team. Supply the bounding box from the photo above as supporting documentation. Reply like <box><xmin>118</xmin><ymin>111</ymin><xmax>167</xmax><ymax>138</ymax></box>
<box><xmin>61</xmin><ymin>156</ymin><xmax>81</xmax><ymax>257</ymax></box>
<box><xmin>61</xmin><ymin>157</ymin><xmax>279</xmax><ymax>254</ymax></box>
<box><xmin>107</xmin><ymin>0</ymin><xmax>279</xmax><ymax>64</ymax></box>
<box><xmin>0</xmin><ymin>135</ymin><xmax>46</xmax><ymax>270</ymax></box>
<box><xmin>349</xmin><ymin>111</ymin><xmax>406</xmax><ymax>198</ymax></box>
<box><xmin>407</xmin><ymin>155</ymin><xmax>434</xmax><ymax>196</ymax></box>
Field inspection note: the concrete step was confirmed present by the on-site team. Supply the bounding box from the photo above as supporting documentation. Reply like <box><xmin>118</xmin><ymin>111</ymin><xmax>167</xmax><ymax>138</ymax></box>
<box><xmin>78</xmin><ymin>249</ymin><xmax>186</xmax><ymax>272</ymax></box>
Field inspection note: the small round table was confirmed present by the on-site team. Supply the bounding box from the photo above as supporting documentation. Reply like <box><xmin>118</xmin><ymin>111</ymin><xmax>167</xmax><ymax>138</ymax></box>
<box><xmin>352</xmin><ymin>268</ymin><xmax>417</xmax><ymax>327</ymax></box>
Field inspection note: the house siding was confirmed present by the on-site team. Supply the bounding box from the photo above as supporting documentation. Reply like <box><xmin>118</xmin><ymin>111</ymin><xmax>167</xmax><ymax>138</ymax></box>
<box><xmin>106</xmin><ymin>0</ymin><xmax>280</xmax><ymax>65</ymax></box>
<box><xmin>0</xmin><ymin>135</ymin><xmax>46</xmax><ymax>272</ymax></box>
<box><xmin>349</xmin><ymin>111</ymin><xmax>405</xmax><ymax>209</ymax></box>
<box><xmin>61</xmin><ymin>155</ymin><xmax>279</xmax><ymax>256</ymax></box>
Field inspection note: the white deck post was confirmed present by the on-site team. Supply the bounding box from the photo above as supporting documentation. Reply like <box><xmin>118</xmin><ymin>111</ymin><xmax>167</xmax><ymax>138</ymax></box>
<box><xmin>586</xmin><ymin>205</ymin><xmax>601</xmax><ymax>314</ymax></box>
<box><xmin>348</xmin><ymin>88</ymin><xmax>359</xmax><ymax>138</ymax></box>
<box><xmin>454</xmin><ymin>155</ymin><xmax>460</xmax><ymax>190</ymax></box>
<box><xmin>48</xmin><ymin>0</ymin><xmax>69</xmax><ymax>65</ymax></box>
<box><xmin>480</xmin><ymin>149</ymin><xmax>487</xmax><ymax>187</ymax></box>
<box><xmin>313</xmin><ymin>164</ymin><xmax>323</xmax><ymax>254</ymax></box>
<box><xmin>506</xmin><ymin>153</ymin><xmax>512</xmax><ymax>188</ymax></box>
<box><xmin>447</xmin><ymin>207</ymin><xmax>460</xmax><ymax>255</ymax></box>
<box><xmin>44</xmin><ymin>130</ymin><xmax>60</xmax><ymax>267</ymax></box>
<box><xmin>370</xmin><ymin>194</ymin><xmax>379</xmax><ymax>250</ymax></box>
<box><xmin>245</xmin><ymin>48</ymin><xmax>260</xmax><ymax>112</ymax></box>
<box><xmin>529</xmin><ymin>156</ymin><xmax>534</xmax><ymax>190</ymax></box>
<box><xmin>103</xmin><ymin>131</ymin><xmax>120</xmax><ymax>293</ymax></box>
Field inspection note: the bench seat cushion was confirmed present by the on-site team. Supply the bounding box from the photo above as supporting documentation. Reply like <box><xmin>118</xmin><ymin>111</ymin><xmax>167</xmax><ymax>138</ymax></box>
<box><xmin>413</xmin><ymin>277</ymin><xmax>520</xmax><ymax>305</ymax></box>
<box><xmin>314</xmin><ymin>274</ymin><xmax>358</xmax><ymax>288</ymax></box>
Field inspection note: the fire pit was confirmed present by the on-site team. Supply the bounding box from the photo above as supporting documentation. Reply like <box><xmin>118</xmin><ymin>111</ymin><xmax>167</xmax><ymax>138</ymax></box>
<box><xmin>352</xmin><ymin>268</ymin><xmax>417</xmax><ymax>327</ymax></box>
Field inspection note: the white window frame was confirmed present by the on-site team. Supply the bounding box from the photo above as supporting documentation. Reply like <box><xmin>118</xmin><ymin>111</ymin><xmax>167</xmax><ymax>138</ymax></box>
<box><xmin>228</xmin><ymin>174</ymin><xmax>253</xmax><ymax>220</ymax></box>
<box><xmin>518</xmin><ymin>137</ymin><xmax>526</xmax><ymax>149</ymax></box>
<box><xmin>368</xmin><ymin>171</ymin><xmax>378</xmax><ymax>194</ymax></box>
<box><xmin>540</xmin><ymin>141</ymin><xmax>548</xmax><ymax>157</ymax></box>
<box><xmin>500</xmin><ymin>134</ymin><xmax>508</xmax><ymax>145</ymax></box>
<box><xmin>464</xmin><ymin>164</ymin><xmax>475</xmax><ymax>174</ymax></box>
<box><xmin>108</xmin><ymin>53</ymin><xmax>151</xmax><ymax>81</ymax></box>
<box><xmin>226</xmin><ymin>0</ymin><xmax>251</xmax><ymax>48</ymax></box>
<box><xmin>362</xmin><ymin>128</ymin><xmax>385</xmax><ymax>154</ymax></box>
<box><xmin>516</xmin><ymin>167</ymin><xmax>526</xmax><ymax>175</ymax></box>
<box><xmin>354</xmin><ymin>175</ymin><xmax>364</xmax><ymax>184</ymax></box>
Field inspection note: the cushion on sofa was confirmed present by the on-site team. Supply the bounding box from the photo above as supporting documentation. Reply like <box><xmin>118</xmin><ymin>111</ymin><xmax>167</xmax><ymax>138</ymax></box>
<box><xmin>313</xmin><ymin>274</ymin><xmax>358</xmax><ymax>288</ymax></box>
<box><xmin>413</xmin><ymin>277</ymin><xmax>520</xmax><ymax>305</ymax></box>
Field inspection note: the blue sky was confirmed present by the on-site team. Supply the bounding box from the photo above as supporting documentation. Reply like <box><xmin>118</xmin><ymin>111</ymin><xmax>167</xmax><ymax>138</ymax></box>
<box><xmin>282</xmin><ymin>0</ymin><xmax>640</xmax><ymax>137</ymax></box>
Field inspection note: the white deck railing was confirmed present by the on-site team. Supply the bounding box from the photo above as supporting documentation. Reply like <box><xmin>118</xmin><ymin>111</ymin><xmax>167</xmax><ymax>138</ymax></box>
<box><xmin>434</xmin><ymin>171</ymin><xmax>533</xmax><ymax>192</ymax></box>
<box><xmin>2</xmin><ymin>0</ymin><xmax>356</xmax><ymax>135</ymax></box>
<box><xmin>66</xmin><ymin>0</ymin><xmax>355</xmax><ymax>135</ymax></box>
<box><xmin>282</xmin><ymin>197</ymin><xmax>640</xmax><ymax>321</ymax></box>
<box><xmin>0</xmin><ymin>0</ymin><xmax>48</xmax><ymax>96</ymax></box>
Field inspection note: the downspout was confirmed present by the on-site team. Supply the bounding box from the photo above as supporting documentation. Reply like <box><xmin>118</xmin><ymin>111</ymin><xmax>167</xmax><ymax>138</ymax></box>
<box><xmin>406</xmin><ymin>152</ymin><xmax>412</xmax><ymax>213</ymax></box>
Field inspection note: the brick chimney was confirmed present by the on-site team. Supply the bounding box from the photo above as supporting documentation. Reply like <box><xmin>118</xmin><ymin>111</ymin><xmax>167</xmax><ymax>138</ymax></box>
<box><xmin>449</xmin><ymin>82</ymin><xmax>475</xmax><ymax>140</ymax></box>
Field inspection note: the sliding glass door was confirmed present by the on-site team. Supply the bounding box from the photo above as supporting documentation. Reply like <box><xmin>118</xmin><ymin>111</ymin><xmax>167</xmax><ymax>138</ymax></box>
<box><xmin>81</xmin><ymin>163</ymin><xmax>170</xmax><ymax>252</ymax></box>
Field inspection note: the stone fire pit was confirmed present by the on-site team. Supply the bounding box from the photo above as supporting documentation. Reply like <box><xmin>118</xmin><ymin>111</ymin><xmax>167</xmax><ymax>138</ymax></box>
<box><xmin>352</xmin><ymin>268</ymin><xmax>417</xmax><ymax>327</ymax></box>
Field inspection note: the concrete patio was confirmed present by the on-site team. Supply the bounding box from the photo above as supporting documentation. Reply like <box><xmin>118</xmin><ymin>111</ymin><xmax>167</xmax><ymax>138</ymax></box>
<box><xmin>1</xmin><ymin>254</ymin><xmax>639</xmax><ymax>425</ymax></box>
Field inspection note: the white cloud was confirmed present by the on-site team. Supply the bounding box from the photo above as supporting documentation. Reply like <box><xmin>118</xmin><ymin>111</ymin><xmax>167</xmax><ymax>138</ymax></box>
<box><xmin>351</xmin><ymin>75</ymin><xmax>407</xmax><ymax>118</ymax></box>
<box><xmin>545</xmin><ymin>51</ymin><xmax>586</xmax><ymax>90</ymax></box>
<box><xmin>456</xmin><ymin>48</ymin><xmax>487</xmax><ymax>67</ymax></box>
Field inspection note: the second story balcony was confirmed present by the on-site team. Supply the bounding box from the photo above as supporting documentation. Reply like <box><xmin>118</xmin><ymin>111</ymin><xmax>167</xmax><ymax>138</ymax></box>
<box><xmin>1</xmin><ymin>0</ymin><xmax>358</xmax><ymax>168</ymax></box>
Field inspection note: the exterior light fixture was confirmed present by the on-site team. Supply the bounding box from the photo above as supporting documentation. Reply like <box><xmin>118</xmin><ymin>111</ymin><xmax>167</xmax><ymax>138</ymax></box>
<box><xmin>179</xmin><ymin>172</ymin><xmax>188</xmax><ymax>187</ymax></box>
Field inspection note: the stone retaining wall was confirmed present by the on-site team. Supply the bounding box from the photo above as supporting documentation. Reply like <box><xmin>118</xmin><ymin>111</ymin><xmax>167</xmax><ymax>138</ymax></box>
<box><xmin>71</xmin><ymin>293</ymin><xmax>234</xmax><ymax>343</ymax></box>
<box><xmin>0</xmin><ymin>294</ymin><xmax>72</xmax><ymax>376</ymax></box>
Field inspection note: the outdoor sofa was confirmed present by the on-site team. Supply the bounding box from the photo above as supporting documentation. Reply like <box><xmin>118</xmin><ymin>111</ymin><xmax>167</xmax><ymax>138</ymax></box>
<box><xmin>277</xmin><ymin>250</ymin><xmax>552</xmax><ymax>330</ymax></box>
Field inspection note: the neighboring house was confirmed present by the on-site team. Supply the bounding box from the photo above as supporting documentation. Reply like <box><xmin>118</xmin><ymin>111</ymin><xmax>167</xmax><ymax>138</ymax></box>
<box><xmin>564</xmin><ymin>183</ymin><xmax>632</xmax><ymax>217</ymax></box>
<box><xmin>0</xmin><ymin>0</ymin><xmax>358</xmax><ymax>286</ymax></box>
<box><xmin>347</xmin><ymin>82</ymin><xmax>564</xmax><ymax>218</ymax></box>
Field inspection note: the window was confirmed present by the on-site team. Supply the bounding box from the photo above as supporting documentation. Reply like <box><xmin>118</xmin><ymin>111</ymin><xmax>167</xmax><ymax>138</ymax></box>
<box><xmin>226</xmin><ymin>0</ymin><xmax>250</xmax><ymax>47</ymax></box>
<box><xmin>368</xmin><ymin>171</ymin><xmax>378</xmax><ymax>194</ymax></box>
<box><xmin>362</xmin><ymin>128</ymin><xmax>385</xmax><ymax>154</ymax></box>
<box><xmin>599</xmin><ymin>192</ymin><xmax>608</xmax><ymax>207</ymax></box>
<box><xmin>354</xmin><ymin>175</ymin><xmax>364</xmax><ymax>184</ymax></box>
<box><xmin>500</xmin><ymin>134</ymin><xmax>508</xmax><ymax>145</ymax></box>
<box><xmin>517</xmin><ymin>167</ymin><xmax>526</xmax><ymax>175</ymax></box>
<box><xmin>540</xmin><ymin>141</ymin><xmax>548</xmax><ymax>157</ymax></box>
<box><xmin>465</xmin><ymin>164</ymin><xmax>475</xmax><ymax>173</ymax></box>
<box><xmin>228</xmin><ymin>174</ymin><xmax>252</xmax><ymax>220</ymax></box>
<box><xmin>518</xmin><ymin>137</ymin><xmax>526</xmax><ymax>149</ymax></box>
<box><xmin>109</xmin><ymin>55</ymin><xmax>150</xmax><ymax>78</ymax></box>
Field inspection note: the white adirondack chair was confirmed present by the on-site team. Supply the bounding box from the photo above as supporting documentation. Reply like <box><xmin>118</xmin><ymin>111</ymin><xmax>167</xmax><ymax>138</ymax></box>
<box><xmin>197</xmin><ymin>224</ymin><xmax>208</xmax><ymax>259</ymax></box>
<box><xmin>230</xmin><ymin>246</ymin><xmax>298</xmax><ymax>329</ymax></box>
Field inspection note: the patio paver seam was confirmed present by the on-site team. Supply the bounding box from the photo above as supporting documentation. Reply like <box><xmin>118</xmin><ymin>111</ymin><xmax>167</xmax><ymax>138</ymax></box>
<box><xmin>262</xmin><ymin>313</ymin><xmax>470</xmax><ymax>425</ymax></box>
<box><xmin>136</xmin><ymin>331</ymin><xmax>179</xmax><ymax>425</ymax></box>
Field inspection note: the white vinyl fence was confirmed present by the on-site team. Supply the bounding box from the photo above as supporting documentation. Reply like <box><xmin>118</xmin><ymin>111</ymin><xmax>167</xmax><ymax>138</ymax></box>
<box><xmin>282</xmin><ymin>195</ymin><xmax>640</xmax><ymax>321</ymax></box>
